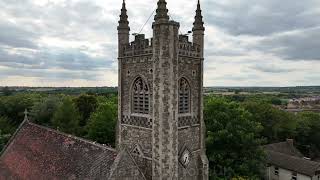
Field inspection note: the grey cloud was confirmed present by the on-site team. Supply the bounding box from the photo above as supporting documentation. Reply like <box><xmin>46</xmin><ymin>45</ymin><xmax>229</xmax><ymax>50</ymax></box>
<box><xmin>0</xmin><ymin>0</ymin><xmax>319</xmax><ymax>86</ymax></box>
<box><xmin>0</xmin><ymin>21</ymin><xmax>38</xmax><ymax>49</ymax></box>
<box><xmin>0</xmin><ymin>68</ymin><xmax>100</xmax><ymax>81</ymax></box>
<box><xmin>250</xmin><ymin>64</ymin><xmax>297</xmax><ymax>73</ymax></box>
<box><xmin>0</xmin><ymin>47</ymin><xmax>113</xmax><ymax>71</ymax></box>
<box><xmin>214</xmin><ymin>73</ymin><xmax>261</xmax><ymax>81</ymax></box>
<box><xmin>254</xmin><ymin>27</ymin><xmax>320</xmax><ymax>60</ymax></box>
<box><xmin>204</xmin><ymin>0</ymin><xmax>320</xmax><ymax>36</ymax></box>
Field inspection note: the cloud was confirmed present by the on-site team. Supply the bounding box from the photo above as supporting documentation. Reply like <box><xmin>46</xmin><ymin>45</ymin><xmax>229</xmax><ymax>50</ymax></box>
<box><xmin>250</xmin><ymin>64</ymin><xmax>297</xmax><ymax>73</ymax></box>
<box><xmin>204</xmin><ymin>0</ymin><xmax>320</xmax><ymax>36</ymax></box>
<box><xmin>0</xmin><ymin>47</ymin><xmax>113</xmax><ymax>71</ymax></box>
<box><xmin>0</xmin><ymin>21</ymin><xmax>38</xmax><ymax>49</ymax></box>
<box><xmin>254</xmin><ymin>27</ymin><xmax>320</xmax><ymax>61</ymax></box>
<box><xmin>0</xmin><ymin>0</ymin><xmax>319</xmax><ymax>86</ymax></box>
<box><xmin>0</xmin><ymin>68</ymin><xmax>100</xmax><ymax>81</ymax></box>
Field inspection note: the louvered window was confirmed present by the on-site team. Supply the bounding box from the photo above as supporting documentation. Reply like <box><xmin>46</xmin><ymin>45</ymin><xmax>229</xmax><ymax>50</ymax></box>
<box><xmin>132</xmin><ymin>77</ymin><xmax>149</xmax><ymax>114</ymax></box>
<box><xmin>179</xmin><ymin>78</ymin><xmax>190</xmax><ymax>114</ymax></box>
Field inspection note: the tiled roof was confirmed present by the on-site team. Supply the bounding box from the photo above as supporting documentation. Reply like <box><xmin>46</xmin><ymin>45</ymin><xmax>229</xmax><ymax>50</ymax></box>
<box><xmin>266</xmin><ymin>150</ymin><xmax>320</xmax><ymax>176</ymax></box>
<box><xmin>0</xmin><ymin>121</ymin><xmax>118</xmax><ymax>179</ymax></box>
<box><xmin>263</xmin><ymin>141</ymin><xmax>304</xmax><ymax>157</ymax></box>
<box><xmin>264</xmin><ymin>140</ymin><xmax>320</xmax><ymax>176</ymax></box>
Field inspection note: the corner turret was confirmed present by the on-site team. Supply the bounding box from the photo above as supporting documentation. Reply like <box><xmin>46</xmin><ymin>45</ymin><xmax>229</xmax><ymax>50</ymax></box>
<box><xmin>118</xmin><ymin>0</ymin><xmax>130</xmax><ymax>57</ymax></box>
<box><xmin>193</xmin><ymin>0</ymin><xmax>205</xmax><ymax>57</ymax></box>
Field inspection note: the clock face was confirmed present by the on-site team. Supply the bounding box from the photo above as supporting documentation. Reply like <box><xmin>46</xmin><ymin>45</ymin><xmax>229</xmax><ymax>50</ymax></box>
<box><xmin>180</xmin><ymin>148</ymin><xmax>191</xmax><ymax>167</ymax></box>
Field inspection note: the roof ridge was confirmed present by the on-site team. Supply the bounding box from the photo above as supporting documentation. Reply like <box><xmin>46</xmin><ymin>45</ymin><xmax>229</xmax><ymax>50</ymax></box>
<box><xmin>27</xmin><ymin>122</ymin><xmax>117</xmax><ymax>153</ymax></box>
<box><xmin>268</xmin><ymin>149</ymin><xmax>320</xmax><ymax>165</ymax></box>
<box><xmin>267</xmin><ymin>150</ymin><xmax>320</xmax><ymax>176</ymax></box>
<box><xmin>0</xmin><ymin>116</ymin><xmax>29</xmax><ymax>158</ymax></box>
<box><xmin>265</xmin><ymin>141</ymin><xmax>288</xmax><ymax>146</ymax></box>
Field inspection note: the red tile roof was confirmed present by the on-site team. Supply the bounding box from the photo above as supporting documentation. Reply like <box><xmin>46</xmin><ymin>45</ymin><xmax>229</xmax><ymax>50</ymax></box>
<box><xmin>0</xmin><ymin>121</ymin><xmax>118</xmax><ymax>179</ymax></box>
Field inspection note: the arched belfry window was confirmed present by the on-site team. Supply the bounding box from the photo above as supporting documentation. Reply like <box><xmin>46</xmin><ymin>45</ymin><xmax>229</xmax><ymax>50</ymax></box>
<box><xmin>132</xmin><ymin>77</ymin><xmax>149</xmax><ymax>114</ymax></box>
<box><xmin>179</xmin><ymin>78</ymin><xmax>191</xmax><ymax>114</ymax></box>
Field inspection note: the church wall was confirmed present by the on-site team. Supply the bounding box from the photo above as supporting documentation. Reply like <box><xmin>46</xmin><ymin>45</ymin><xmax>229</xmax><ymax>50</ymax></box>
<box><xmin>120</xmin><ymin>125</ymin><xmax>152</xmax><ymax>158</ymax></box>
<box><xmin>178</xmin><ymin>126</ymin><xmax>201</xmax><ymax>180</ymax></box>
<box><xmin>178</xmin><ymin>150</ymin><xmax>201</xmax><ymax>180</ymax></box>
<box><xmin>178</xmin><ymin>126</ymin><xmax>201</xmax><ymax>152</ymax></box>
<box><xmin>121</xmin><ymin>56</ymin><xmax>153</xmax><ymax>115</ymax></box>
<box><xmin>152</xmin><ymin>22</ymin><xmax>180</xmax><ymax>179</ymax></box>
<box><xmin>178</xmin><ymin>56</ymin><xmax>201</xmax><ymax>118</ymax></box>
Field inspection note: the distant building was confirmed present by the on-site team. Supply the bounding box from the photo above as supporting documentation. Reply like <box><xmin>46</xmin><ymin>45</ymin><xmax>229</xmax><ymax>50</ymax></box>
<box><xmin>264</xmin><ymin>139</ymin><xmax>320</xmax><ymax>180</ymax></box>
<box><xmin>0</xmin><ymin>0</ymin><xmax>208</xmax><ymax>179</ymax></box>
<box><xmin>286</xmin><ymin>97</ymin><xmax>320</xmax><ymax>113</ymax></box>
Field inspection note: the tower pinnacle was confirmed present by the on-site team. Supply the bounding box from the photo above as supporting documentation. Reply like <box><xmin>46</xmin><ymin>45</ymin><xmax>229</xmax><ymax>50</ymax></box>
<box><xmin>154</xmin><ymin>0</ymin><xmax>169</xmax><ymax>22</ymax></box>
<box><xmin>118</xmin><ymin>0</ymin><xmax>130</xmax><ymax>30</ymax></box>
<box><xmin>193</xmin><ymin>0</ymin><xmax>205</xmax><ymax>31</ymax></box>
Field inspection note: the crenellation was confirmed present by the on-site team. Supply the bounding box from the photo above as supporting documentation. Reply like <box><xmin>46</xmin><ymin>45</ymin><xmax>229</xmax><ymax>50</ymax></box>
<box><xmin>178</xmin><ymin>42</ymin><xmax>201</xmax><ymax>58</ymax></box>
<box><xmin>122</xmin><ymin>35</ymin><xmax>153</xmax><ymax>57</ymax></box>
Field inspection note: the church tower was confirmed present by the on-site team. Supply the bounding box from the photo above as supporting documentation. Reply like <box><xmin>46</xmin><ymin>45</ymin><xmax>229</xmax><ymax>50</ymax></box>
<box><xmin>117</xmin><ymin>0</ymin><xmax>208</xmax><ymax>179</ymax></box>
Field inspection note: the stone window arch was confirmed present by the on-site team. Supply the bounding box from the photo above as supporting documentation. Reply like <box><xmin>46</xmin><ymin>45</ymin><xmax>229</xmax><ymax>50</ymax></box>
<box><xmin>179</xmin><ymin>78</ymin><xmax>191</xmax><ymax>114</ymax></box>
<box><xmin>132</xmin><ymin>77</ymin><xmax>149</xmax><ymax>114</ymax></box>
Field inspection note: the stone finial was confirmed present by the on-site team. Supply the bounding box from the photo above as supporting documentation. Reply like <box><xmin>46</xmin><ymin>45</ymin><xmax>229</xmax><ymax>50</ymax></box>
<box><xmin>118</xmin><ymin>0</ymin><xmax>130</xmax><ymax>30</ymax></box>
<box><xmin>24</xmin><ymin>109</ymin><xmax>29</xmax><ymax>121</ymax></box>
<box><xmin>154</xmin><ymin>0</ymin><xmax>169</xmax><ymax>22</ymax></box>
<box><xmin>193</xmin><ymin>0</ymin><xmax>205</xmax><ymax>31</ymax></box>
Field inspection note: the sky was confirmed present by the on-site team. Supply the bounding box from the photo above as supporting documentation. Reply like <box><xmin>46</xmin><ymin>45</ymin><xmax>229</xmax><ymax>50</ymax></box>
<box><xmin>0</xmin><ymin>0</ymin><xmax>319</xmax><ymax>87</ymax></box>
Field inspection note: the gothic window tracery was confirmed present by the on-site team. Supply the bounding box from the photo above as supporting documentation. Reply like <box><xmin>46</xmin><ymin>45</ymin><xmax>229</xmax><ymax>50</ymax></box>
<box><xmin>179</xmin><ymin>78</ymin><xmax>191</xmax><ymax>114</ymax></box>
<box><xmin>132</xmin><ymin>77</ymin><xmax>149</xmax><ymax>114</ymax></box>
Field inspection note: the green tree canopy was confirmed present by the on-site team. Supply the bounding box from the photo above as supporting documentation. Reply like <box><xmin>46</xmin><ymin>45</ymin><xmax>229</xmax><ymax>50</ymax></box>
<box><xmin>0</xmin><ymin>94</ymin><xmax>41</xmax><ymax>126</ymax></box>
<box><xmin>0</xmin><ymin>130</ymin><xmax>11</xmax><ymax>152</ymax></box>
<box><xmin>2</xmin><ymin>86</ymin><xmax>13</xmax><ymax>96</ymax></box>
<box><xmin>296</xmin><ymin>112</ymin><xmax>320</xmax><ymax>157</ymax></box>
<box><xmin>205</xmin><ymin>97</ymin><xmax>265</xmax><ymax>179</ymax></box>
<box><xmin>52</xmin><ymin>97</ymin><xmax>80</xmax><ymax>135</ymax></box>
<box><xmin>30</xmin><ymin>95</ymin><xmax>62</xmax><ymax>126</ymax></box>
<box><xmin>86</xmin><ymin>102</ymin><xmax>117</xmax><ymax>147</ymax></box>
<box><xmin>243</xmin><ymin>101</ymin><xmax>297</xmax><ymax>143</ymax></box>
<box><xmin>73</xmin><ymin>94</ymin><xmax>98</xmax><ymax>127</ymax></box>
<box><xmin>0</xmin><ymin>116</ymin><xmax>14</xmax><ymax>134</ymax></box>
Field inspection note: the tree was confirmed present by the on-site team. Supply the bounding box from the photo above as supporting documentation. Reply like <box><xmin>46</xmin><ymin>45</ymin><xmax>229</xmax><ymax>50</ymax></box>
<box><xmin>73</xmin><ymin>94</ymin><xmax>98</xmax><ymax>127</ymax></box>
<box><xmin>0</xmin><ymin>116</ymin><xmax>14</xmax><ymax>134</ymax></box>
<box><xmin>295</xmin><ymin>112</ymin><xmax>320</xmax><ymax>158</ymax></box>
<box><xmin>270</xmin><ymin>98</ymin><xmax>282</xmax><ymax>105</ymax></box>
<box><xmin>0</xmin><ymin>94</ymin><xmax>41</xmax><ymax>126</ymax></box>
<box><xmin>0</xmin><ymin>130</ymin><xmax>11</xmax><ymax>152</ymax></box>
<box><xmin>86</xmin><ymin>102</ymin><xmax>117</xmax><ymax>147</ymax></box>
<box><xmin>52</xmin><ymin>97</ymin><xmax>80</xmax><ymax>135</ymax></box>
<box><xmin>205</xmin><ymin>97</ymin><xmax>265</xmax><ymax>179</ymax></box>
<box><xmin>30</xmin><ymin>95</ymin><xmax>62</xmax><ymax>126</ymax></box>
<box><xmin>243</xmin><ymin>102</ymin><xmax>297</xmax><ymax>143</ymax></box>
<box><xmin>2</xmin><ymin>86</ymin><xmax>13</xmax><ymax>96</ymax></box>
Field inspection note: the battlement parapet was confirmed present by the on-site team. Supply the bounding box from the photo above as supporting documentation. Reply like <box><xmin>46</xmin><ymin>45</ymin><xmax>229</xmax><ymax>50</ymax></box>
<box><xmin>179</xmin><ymin>35</ymin><xmax>201</xmax><ymax>58</ymax></box>
<box><xmin>123</xmin><ymin>34</ymin><xmax>153</xmax><ymax>57</ymax></box>
<box><xmin>122</xmin><ymin>34</ymin><xmax>201</xmax><ymax>58</ymax></box>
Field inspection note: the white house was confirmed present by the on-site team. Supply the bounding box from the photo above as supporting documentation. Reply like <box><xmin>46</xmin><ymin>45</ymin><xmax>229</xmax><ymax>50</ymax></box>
<box><xmin>264</xmin><ymin>140</ymin><xmax>320</xmax><ymax>180</ymax></box>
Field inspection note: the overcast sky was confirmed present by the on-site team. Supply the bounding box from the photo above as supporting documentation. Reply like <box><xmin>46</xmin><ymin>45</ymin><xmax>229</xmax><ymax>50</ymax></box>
<box><xmin>0</xmin><ymin>0</ymin><xmax>319</xmax><ymax>87</ymax></box>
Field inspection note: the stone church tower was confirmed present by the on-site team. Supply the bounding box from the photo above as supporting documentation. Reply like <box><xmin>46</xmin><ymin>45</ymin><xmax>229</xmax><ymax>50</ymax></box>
<box><xmin>117</xmin><ymin>0</ymin><xmax>208</xmax><ymax>179</ymax></box>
